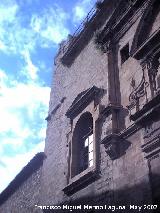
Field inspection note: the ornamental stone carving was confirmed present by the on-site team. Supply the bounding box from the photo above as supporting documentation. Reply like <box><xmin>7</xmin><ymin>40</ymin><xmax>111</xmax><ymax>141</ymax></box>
<box><xmin>127</xmin><ymin>70</ymin><xmax>149</xmax><ymax>116</ymax></box>
<box><xmin>146</xmin><ymin>56</ymin><xmax>160</xmax><ymax>97</ymax></box>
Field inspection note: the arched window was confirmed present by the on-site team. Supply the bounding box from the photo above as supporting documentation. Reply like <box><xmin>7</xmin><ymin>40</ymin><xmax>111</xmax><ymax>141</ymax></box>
<box><xmin>71</xmin><ymin>112</ymin><xmax>94</xmax><ymax>178</ymax></box>
<box><xmin>63</xmin><ymin>86</ymin><xmax>101</xmax><ymax>195</ymax></box>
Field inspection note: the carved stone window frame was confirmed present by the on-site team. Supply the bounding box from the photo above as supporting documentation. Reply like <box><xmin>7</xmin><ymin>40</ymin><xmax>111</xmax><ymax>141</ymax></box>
<box><xmin>63</xmin><ymin>86</ymin><xmax>101</xmax><ymax>195</ymax></box>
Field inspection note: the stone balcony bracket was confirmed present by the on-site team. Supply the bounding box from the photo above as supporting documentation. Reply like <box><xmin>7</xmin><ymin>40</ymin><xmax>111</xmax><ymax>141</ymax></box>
<box><xmin>101</xmin><ymin>133</ymin><xmax>121</xmax><ymax>160</ymax></box>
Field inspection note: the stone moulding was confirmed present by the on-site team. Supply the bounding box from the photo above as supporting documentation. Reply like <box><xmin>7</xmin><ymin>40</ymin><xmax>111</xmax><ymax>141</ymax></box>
<box><xmin>130</xmin><ymin>94</ymin><xmax>160</xmax><ymax>125</ymax></box>
<box><xmin>64</xmin><ymin>86</ymin><xmax>102</xmax><ymax>196</ymax></box>
<box><xmin>45</xmin><ymin>97</ymin><xmax>66</xmax><ymax>121</ymax></box>
<box><xmin>60</xmin><ymin>0</ymin><xmax>110</xmax><ymax>66</ymax></box>
<box><xmin>65</xmin><ymin>86</ymin><xmax>101</xmax><ymax>119</ymax></box>
<box><xmin>132</xmin><ymin>28</ymin><xmax>160</xmax><ymax>60</ymax></box>
<box><xmin>94</xmin><ymin>0</ymin><xmax>146</xmax><ymax>52</ymax></box>
<box><xmin>141</xmin><ymin>136</ymin><xmax>160</xmax><ymax>159</ymax></box>
<box><xmin>129</xmin><ymin>94</ymin><xmax>160</xmax><ymax>159</ymax></box>
<box><xmin>130</xmin><ymin>0</ymin><xmax>160</xmax><ymax>59</ymax></box>
<box><xmin>119</xmin><ymin>123</ymin><xmax>140</xmax><ymax>139</ymax></box>
<box><xmin>63</xmin><ymin>170</ymin><xmax>98</xmax><ymax>196</ymax></box>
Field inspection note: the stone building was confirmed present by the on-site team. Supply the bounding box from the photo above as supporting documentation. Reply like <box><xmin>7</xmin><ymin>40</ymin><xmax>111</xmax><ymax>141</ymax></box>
<box><xmin>1</xmin><ymin>0</ymin><xmax>160</xmax><ymax>212</ymax></box>
<box><xmin>0</xmin><ymin>152</ymin><xmax>45</xmax><ymax>213</ymax></box>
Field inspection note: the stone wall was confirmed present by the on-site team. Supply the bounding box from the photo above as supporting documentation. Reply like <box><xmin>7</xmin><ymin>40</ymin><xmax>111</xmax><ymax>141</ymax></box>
<box><xmin>42</xmin><ymin>35</ymin><xmax>110</xmax><ymax>206</ymax></box>
<box><xmin>1</xmin><ymin>0</ymin><xmax>160</xmax><ymax>212</ymax></box>
<box><xmin>0</xmin><ymin>153</ymin><xmax>44</xmax><ymax>213</ymax></box>
<box><xmin>41</xmin><ymin>0</ymin><xmax>158</xmax><ymax>209</ymax></box>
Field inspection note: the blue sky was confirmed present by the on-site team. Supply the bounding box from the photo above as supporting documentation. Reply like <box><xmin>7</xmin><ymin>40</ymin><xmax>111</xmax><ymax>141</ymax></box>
<box><xmin>0</xmin><ymin>0</ymin><xmax>97</xmax><ymax>192</ymax></box>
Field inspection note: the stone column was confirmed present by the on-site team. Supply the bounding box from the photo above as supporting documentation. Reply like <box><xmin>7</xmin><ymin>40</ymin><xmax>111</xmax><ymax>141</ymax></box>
<box><xmin>106</xmin><ymin>40</ymin><xmax>121</xmax><ymax>106</ymax></box>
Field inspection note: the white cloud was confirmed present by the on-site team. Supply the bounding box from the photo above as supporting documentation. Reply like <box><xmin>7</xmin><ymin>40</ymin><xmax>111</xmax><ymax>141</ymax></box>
<box><xmin>21</xmin><ymin>50</ymin><xmax>38</xmax><ymax>80</ymax></box>
<box><xmin>0</xmin><ymin>1</ymin><xmax>19</xmax><ymax>53</ymax></box>
<box><xmin>73</xmin><ymin>0</ymin><xmax>97</xmax><ymax>23</ymax></box>
<box><xmin>38</xmin><ymin>127</ymin><xmax>46</xmax><ymax>140</ymax></box>
<box><xmin>74</xmin><ymin>5</ymin><xmax>86</xmax><ymax>22</ymax></box>
<box><xmin>0</xmin><ymin>2</ymin><xmax>18</xmax><ymax>23</ymax></box>
<box><xmin>1</xmin><ymin>75</ymin><xmax>49</xmax><ymax>106</ymax></box>
<box><xmin>0</xmin><ymin>141</ymin><xmax>45</xmax><ymax>193</ymax></box>
<box><xmin>0</xmin><ymin>1</ymin><xmax>69</xmax><ymax>55</ymax></box>
<box><xmin>0</xmin><ymin>69</ymin><xmax>50</xmax><ymax>192</ymax></box>
<box><xmin>30</xmin><ymin>7</ymin><xmax>69</xmax><ymax>46</ymax></box>
<box><xmin>0</xmin><ymin>40</ymin><xmax>6</xmax><ymax>51</ymax></box>
<box><xmin>0</xmin><ymin>69</ymin><xmax>8</xmax><ymax>88</ymax></box>
<box><xmin>0</xmin><ymin>73</ymin><xmax>50</xmax><ymax>127</ymax></box>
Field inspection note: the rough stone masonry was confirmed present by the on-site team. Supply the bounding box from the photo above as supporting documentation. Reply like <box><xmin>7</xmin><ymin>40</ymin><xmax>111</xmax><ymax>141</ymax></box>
<box><xmin>1</xmin><ymin>0</ymin><xmax>160</xmax><ymax>212</ymax></box>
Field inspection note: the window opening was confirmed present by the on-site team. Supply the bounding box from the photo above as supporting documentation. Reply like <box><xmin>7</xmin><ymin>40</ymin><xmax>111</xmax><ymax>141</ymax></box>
<box><xmin>81</xmin><ymin>129</ymin><xmax>94</xmax><ymax>172</ymax></box>
<box><xmin>71</xmin><ymin>112</ymin><xmax>94</xmax><ymax>177</ymax></box>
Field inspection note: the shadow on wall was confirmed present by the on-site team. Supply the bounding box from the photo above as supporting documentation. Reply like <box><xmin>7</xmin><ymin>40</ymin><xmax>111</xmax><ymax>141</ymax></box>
<box><xmin>42</xmin><ymin>173</ymin><xmax>160</xmax><ymax>213</ymax></box>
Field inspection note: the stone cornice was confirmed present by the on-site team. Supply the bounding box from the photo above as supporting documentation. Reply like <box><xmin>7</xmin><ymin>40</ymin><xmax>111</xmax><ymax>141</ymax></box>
<box><xmin>132</xmin><ymin>27</ymin><xmax>160</xmax><ymax>60</ymax></box>
<box><xmin>141</xmin><ymin>135</ymin><xmax>160</xmax><ymax>159</ymax></box>
<box><xmin>94</xmin><ymin>0</ymin><xmax>147</xmax><ymax>51</ymax></box>
<box><xmin>66</xmin><ymin>86</ymin><xmax>101</xmax><ymax>119</ymax></box>
<box><xmin>59</xmin><ymin>0</ymin><xmax>117</xmax><ymax>66</ymax></box>
<box><xmin>130</xmin><ymin>94</ymin><xmax>160</xmax><ymax>125</ymax></box>
<box><xmin>63</xmin><ymin>169</ymin><xmax>98</xmax><ymax>196</ymax></box>
<box><xmin>119</xmin><ymin>124</ymin><xmax>141</xmax><ymax>139</ymax></box>
<box><xmin>45</xmin><ymin>97</ymin><xmax>66</xmax><ymax>121</ymax></box>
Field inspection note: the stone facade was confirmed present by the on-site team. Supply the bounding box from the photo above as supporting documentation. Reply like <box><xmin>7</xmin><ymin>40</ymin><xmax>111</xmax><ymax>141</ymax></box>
<box><xmin>42</xmin><ymin>0</ymin><xmax>160</xmax><ymax>211</ymax></box>
<box><xmin>1</xmin><ymin>0</ymin><xmax>160</xmax><ymax>212</ymax></box>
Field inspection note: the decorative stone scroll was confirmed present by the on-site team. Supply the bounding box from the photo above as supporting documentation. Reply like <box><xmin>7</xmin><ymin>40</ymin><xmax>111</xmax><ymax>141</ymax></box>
<box><xmin>127</xmin><ymin>69</ymin><xmax>149</xmax><ymax>116</ymax></box>
<box><xmin>127</xmin><ymin>51</ymin><xmax>160</xmax><ymax>119</ymax></box>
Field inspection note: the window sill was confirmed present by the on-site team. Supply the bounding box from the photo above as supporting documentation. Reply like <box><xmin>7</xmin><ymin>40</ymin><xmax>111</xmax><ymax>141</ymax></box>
<box><xmin>63</xmin><ymin>167</ymin><xmax>98</xmax><ymax>196</ymax></box>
